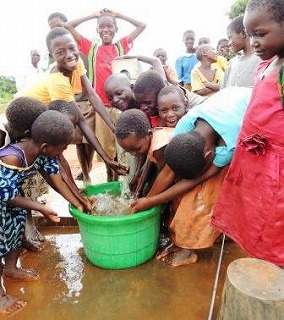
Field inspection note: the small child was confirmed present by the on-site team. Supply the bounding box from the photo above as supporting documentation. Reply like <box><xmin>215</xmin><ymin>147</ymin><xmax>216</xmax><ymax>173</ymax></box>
<box><xmin>191</xmin><ymin>44</ymin><xmax>224</xmax><ymax>97</ymax></box>
<box><xmin>212</xmin><ymin>0</ymin><xmax>284</xmax><ymax>266</ymax></box>
<box><xmin>115</xmin><ymin>109</ymin><xmax>174</xmax><ymax>197</ymax></box>
<box><xmin>157</xmin><ymin>85</ymin><xmax>188</xmax><ymax>128</ymax></box>
<box><xmin>133</xmin><ymin>70</ymin><xmax>167</xmax><ymax>127</ymax></box>
<box><xmin>153</xmin><ymin>48</ymin><xmax>178</xmax><ymax>85</ymax></box>
<box><xmin>0</xmin><ymin>110</ymin><xmax>90</xmax><ymax>316</ymax></box>
<box><xmin>222</xmin><ymin>15</ymin><xmax>261</xmax><ymax>88</ymax></box>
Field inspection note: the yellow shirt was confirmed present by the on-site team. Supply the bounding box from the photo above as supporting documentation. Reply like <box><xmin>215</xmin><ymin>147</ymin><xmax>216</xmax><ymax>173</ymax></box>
<box><xmin>213</xmin><ymin>56</ymin><xmax>228</xmax><ymax>72</ymax></box>
<box><xmin>191</xmin><ymin>67</ymin><xmax>224</xmax><ymax>97</ymax></box>
<box><xmin>19</xmin><ymin>58</ymin><xmax>86</xmax><ymax>105</ymax></box>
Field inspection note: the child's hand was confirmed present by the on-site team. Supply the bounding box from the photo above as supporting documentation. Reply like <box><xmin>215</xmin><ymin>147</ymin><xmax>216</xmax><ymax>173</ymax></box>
<box><xmin>81</xmin><ymin>197</ymin><xmax>94</xmax><ymax>214</ymax></box>
<box><xmin>39</xmin><ymin>206</ymin><xmax>61</xmax><ymax>223</ymax></box>
<box><xmin>107</xmin><ymin>160</ymin><xmax>129</xmax><ymax>176</ymax></box>
<box><xmin>130</xmin><ymin>197</ymin><xmax>150</xmax><ymax>213</ymax></box>
<box><xmin>101</xmin><ymin>8</ymin><xmax>116</xmax><ymax>16</ymax></box>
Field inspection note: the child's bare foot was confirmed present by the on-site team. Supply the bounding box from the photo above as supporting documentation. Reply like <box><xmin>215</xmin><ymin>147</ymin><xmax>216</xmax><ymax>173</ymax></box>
<box><xmin>22</xmin><ymin>238</ymin><xmax>43</xmax><ymax>252</ymax></box>
<box><xmin>156</xmin><ymin>243</ymin><xmax>179</xmax><ymax>260</ymax></box>
<box><xmin>4</xmin><ymin>267</ymin><xmax>40</xmax><ymax>282</ymax></box>
<box><xmin>162</xmin><ymin>249</ymin><xmax>198</xmax><ymax>267</ymax></box>
<box><xmin>0</xmin><ymin>293</ymin><xmax>27</xmax><ymax>316</ymax></box>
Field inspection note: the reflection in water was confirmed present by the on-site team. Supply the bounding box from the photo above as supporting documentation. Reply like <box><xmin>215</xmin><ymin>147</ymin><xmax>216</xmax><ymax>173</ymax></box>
<box><xmin>46</xmin><ymin>234</ymin><xmax>84</xmax><ymax>302</ymax></box>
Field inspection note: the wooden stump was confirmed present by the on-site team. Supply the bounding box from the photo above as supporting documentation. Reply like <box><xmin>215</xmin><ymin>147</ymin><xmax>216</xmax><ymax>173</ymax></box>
<box><xmin>218</xmin><ymin>258</ymin><xmax>284</xmax><ymax>320</ymax></box>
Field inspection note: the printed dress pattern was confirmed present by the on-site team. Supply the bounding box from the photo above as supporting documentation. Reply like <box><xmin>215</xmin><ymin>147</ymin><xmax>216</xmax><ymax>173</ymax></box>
<box><xmin>0</xmin><ymin>155</ymin><xmax>58</xmax><ymax>257</ymax></box>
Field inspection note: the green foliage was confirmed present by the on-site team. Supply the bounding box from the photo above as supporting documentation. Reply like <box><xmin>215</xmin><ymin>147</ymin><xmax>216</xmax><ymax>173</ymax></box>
<box><xmin>228</xmin><ymin>0</ymin><xmax>249</xmax><ymax>20</ymax></box>
<box><xmin>0</xmin><ymin>75</ymin><xmax>16</xmax><ymax>113</ymax></box>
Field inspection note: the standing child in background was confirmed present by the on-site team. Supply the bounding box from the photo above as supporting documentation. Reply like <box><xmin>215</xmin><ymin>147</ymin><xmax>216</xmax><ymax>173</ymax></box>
<box><xmin>175</xmin><ymin>30</ymin><xmax>198</xmax><ymax>91</ymax></box>
<box><xmin>0</xmin><ymin>110</ymin><xmax>90</xmax><ymax>316</ymax></box>
<box><xmin>153</xmin><ymin>48</ymin><xmax>178</xmax><ymax>84</ymax></box>
<box><xmin>212</xmin><ymin>0</ymin><xmax>284</xmax><ymax>267</ymax></box>
<box><xmin>191</xmin><ymin>44</ymin><xmax>224</xmax><ymax>97</ymax></box>
<box><xmin>64</xmin><ymin>8</ymin><xmax>146</xmax><ymax>181</ymax></box>
<box><xmin>216</xmin><ymin>38</ymin><xmax>232</xmax><ymax>61</ymax></box>
<box><xmin>131</xmin><ymin>87</ymin><xmax>252</xmax><ymax>266</ymax></box>
<box><xmin>222</xmin><ymin>15</ymin><xmax>261</xmax><ymax>88</ymax></box>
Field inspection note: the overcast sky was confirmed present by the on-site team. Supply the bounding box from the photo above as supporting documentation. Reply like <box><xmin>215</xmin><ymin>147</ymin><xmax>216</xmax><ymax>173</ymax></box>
<box><xmin>0</xmin><ymin>0</ymin><xmax>235</xmax><ymax>77</ymax></box>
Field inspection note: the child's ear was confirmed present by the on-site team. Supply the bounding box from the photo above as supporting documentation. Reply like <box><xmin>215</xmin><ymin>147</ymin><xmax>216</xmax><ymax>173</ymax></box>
<box><xmin>148</xmin><ymin>129</ymin><xmax>153</xmax><ymax>137</ymax></box>
<box><xmin>40</xmin><ymin>143</ymin><xmax>48</xmax><ymax>154</ymax></box>
<box><xmin>240</xmin><ymin>29</ymin><xmax>247</xmax><ymax>38</ymax></box>
<box><xmin>204</xmin><ymin>149</ymin><xmax>214</xmax><ymax>163</ymax></box>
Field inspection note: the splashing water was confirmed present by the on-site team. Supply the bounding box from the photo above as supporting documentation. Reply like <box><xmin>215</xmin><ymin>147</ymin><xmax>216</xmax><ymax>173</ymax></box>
<box><xmin>90</xmin><ymin>177</ymin><xmax>135</xmax><ymax>216</ymax></box>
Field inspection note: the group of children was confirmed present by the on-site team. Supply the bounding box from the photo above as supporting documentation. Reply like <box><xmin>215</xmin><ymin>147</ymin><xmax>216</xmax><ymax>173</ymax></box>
<box><xmin>1</xmin><ymin>0</ymin><xmax>284</xmax><ymax>316</ymax></box>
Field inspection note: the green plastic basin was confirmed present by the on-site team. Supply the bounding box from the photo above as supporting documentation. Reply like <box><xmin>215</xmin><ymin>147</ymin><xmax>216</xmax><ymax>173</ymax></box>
<box><xmin>69</xmin><ymin>181</ymin><xmax>161</xmax><ymax>269</ymax></box>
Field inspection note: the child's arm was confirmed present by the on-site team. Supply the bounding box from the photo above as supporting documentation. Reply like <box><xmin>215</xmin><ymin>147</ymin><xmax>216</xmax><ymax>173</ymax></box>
<box><xmin>114</xmin><ymin>55</ymin><xmax>166</xmax><ymax>80</ymax></box>
<box><xmin>39</xmin><ymin>168</ymin><xmax>93</xmax><ymax>213</ymax></box>
<box><xmin>43</xmin><ymin>172</ymin><xmax>92</xmax><ymax>213</ymax></box>
<box><xmin>81</xmin><ymin>74</ymin><xmax>115</xmax><ymax>132</ymax></box>
<box><xmin>77</xmin><ymin>115</ymin><xmax>129</xmax><ymax>175</ymax></box>
<box><xmin>103</xmin><ymin>8</ymin><xmax>146</xmax><ymax>43</ymax></box>
<box><xmin>8</xmin><ymin>196</ymin><xmax>60</xmax><ymax>223</ymax></box>
<box><xmin>131</xmin><ymin>164</ymin><xmax>222</xmax><ymax>212</ymax></box>
<box><xmin>63</xmin><ymin>11</ymin><xmax>102</xmax><ymax>43</ymax></box>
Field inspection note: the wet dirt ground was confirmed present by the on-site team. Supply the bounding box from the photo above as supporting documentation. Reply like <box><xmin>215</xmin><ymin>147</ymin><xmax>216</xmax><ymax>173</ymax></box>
<box><xmin>6</xmin><ymin>145</ymin><xmax>248</xmax><ymax>320</ymax></box>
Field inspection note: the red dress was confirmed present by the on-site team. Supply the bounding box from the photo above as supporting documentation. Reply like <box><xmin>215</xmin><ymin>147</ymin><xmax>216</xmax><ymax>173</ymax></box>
<box><xmin>212</xmin><ymin>60</ymin><xmax>284</xmax><ymax>266</ymax></box>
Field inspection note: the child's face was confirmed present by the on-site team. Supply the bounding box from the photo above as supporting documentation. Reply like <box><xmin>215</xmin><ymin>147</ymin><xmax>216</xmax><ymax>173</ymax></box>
<box><xmin>183</xmin><ymin>32</ymin><xmax>195</xmax><ymax>51</ymax></box>
<box><xmin>105</xmin><ymin>79</ymin><xmax>134</xmax><ymax>111</ymax></box>
<box><xmin>205</xmin><ymin>46</ymin><xmax>218</xmax><ymax>62</ymax></box>
<box><xmin>50</xmin><ymin>35</ymin><xmax>79</xmax><ymax>72</ymax></box>
<box><xmin>134</xmin><ymin>91</ymin><xmax>158</xmax><ymax>117</ymax></box>
<box><xmin>157</xmin><ymin>92</ymin><xmax>187</xmax><ymax>128</ymax></box>
<box><xmin>227</xmin><ymin>29</ymin><xmax>246</xmax><ymax>54</ymax></box>
<box><xmin>154</xmin><ymin>49</ymin><xmax>167</xmax><ymax>65</ymax></box>
<box><xmin>244</xmin><ymin>7</ymin><xmax>284</xmax><ymax>60</ymax></box>
<box><xmin>97</xmin><ymin>15</ymin><xmax>117</xmax><ymax>45</ymax></box>
<box><xmin>118</xmin><ymin>132</ymin><xmax>151</xmax><ymax>157</ymax></box>
<box><xmin>42</xmin><ymin>143</ymin><xmax>69</xmax><ymax>158</ymax></box>
<box><xmin>48</xmin><ymin>17</ymin><xmax>64</xmax><ymax>29</ymax></box>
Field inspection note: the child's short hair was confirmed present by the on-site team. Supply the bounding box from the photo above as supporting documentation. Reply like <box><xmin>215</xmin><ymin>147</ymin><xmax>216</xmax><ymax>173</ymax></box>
<box><xmin>195</xmin><ymin>44</ymin><xmax>212</xmax><ymax>61</ymax></box>
<box><xmin>158</xmin><ymin>85</ymin><xmax>187</xmax><ymax>103</ymax></box>
<box><xmin>47</xmin><ymin>12</ymin><xmax>68</xmax><ymax>24</ymax></box>
<box><xmin>6</xmin><ymin>97</ymin><xmax>47</xmax><ymax>140</ymax></box>
<box><xmin>31</xmin><ymin>110</ymin><xmax>74</xmax><ymax>146</ymax></box>
<box><xmin>133</xmin><ymin>70</ymin><xmax>166</xmax><ymax>95</ymax></box>
<box><xmin>49</xmin><ymin>100</ymin><xmax>80</xmax><ymax>121</ymax></box>
<box><xmin>46</xmin><ymin>27</ymin><xmax>70</xmax><ymax>52</ymax></box>
<box><xmin>115</xmin><ymin>109</ymin><xmax>151</xmax><ymax>140</ymax></box>
<box><xmin>164</xmin><ymin>131</ymin><xmax>206</xmax><ymax>179</ymax></box>
<box><xmin>227</xmin><ymin>15</ymin><xmax>244</xmax><ymax>34</ymax></box>
<box><xmin>246</xmin><ymin>0</ymin><xmax>283</xmax><ymax>23</ymax></box>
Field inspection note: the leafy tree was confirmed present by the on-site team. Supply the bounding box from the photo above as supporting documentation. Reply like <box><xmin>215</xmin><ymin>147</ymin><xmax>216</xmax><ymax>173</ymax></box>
<box><xmin>0</xmin><ymin>76</ymin><xmax>17</xmax><ymax>112</ymax></box>
<box><xmin>0</xmin><ymin>76</ymin><xmax>17</xmax><ymax>96</ymax></box>
<box><xmin>228</xmin><ymin>0</ymin><xmax>249</xmax><ymax>20</ymax></box>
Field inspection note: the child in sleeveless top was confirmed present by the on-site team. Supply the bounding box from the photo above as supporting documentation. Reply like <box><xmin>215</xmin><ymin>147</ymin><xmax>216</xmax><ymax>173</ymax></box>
<box><xmin>0</xmin><ymin>110</ymin><xmax>91</xmax><ymax>316</ymax></box>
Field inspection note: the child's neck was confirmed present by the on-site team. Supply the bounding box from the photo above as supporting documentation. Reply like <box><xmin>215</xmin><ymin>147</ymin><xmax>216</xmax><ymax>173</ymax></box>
<box><xmin>16</xmin><ymin>140</ymin><xmax>40</xmax><ymax>166</ymax></box>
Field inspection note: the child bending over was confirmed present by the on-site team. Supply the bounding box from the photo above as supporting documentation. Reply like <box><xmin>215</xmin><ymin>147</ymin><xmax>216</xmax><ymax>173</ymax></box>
<box><xmin>0</xmin><ymin>110</ymin><xmax>91</xmax><ymax>316</ymax></box>
<box><xmin>131</xmin><ymin>87</ymin><xmax>252</xmax><ymax>266</ymax></box>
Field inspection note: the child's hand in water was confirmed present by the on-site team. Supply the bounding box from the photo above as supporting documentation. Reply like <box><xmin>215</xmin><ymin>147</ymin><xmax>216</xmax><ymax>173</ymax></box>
<box><xmin>130</xmin><ymin>197</ymin><xmax>151</xmax><ymax>213</ymax></box>
<box><xmin>107</xmin><ymin>160</ymin><xmax>129</xmax><ymax>176</ymax></box>
<box><xmin>81</xmin><ymin>196</ymin><xmax>96</xmax><ymax>214</ymax></box>
<box><xmin>39</xmin><ymin>206</ymin><xmax>61</xmax><ymax>223</ymax></box>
